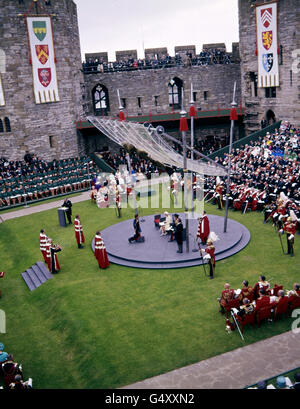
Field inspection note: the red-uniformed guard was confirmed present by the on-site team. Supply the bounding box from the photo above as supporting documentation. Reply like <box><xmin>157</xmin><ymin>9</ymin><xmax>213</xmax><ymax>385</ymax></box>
<box><xmin>39</xmin><ymin>229</ymin><xmax>48</xmax><ymax>263</ymax></box>
<box><xmin>94</xmin><ymin>231</ymin><xmax>110</xmax><ymax>269</ymax></box>
<box><xmin>282</xmin><ymin>217</ymin><xmax>296</xmax><ymax>256</ymax></box>
<box><xmin>197</xmin><ymin>211</ymin><xmax>210</xmax><ymax>245</ymax></box>
<box><xmin>74</xmin><ymin>214</ymin><xmax>85</xmax><ymax>249</ymax></box>
<box><xmin>202</xmin><ymin>239</ymin><xmax>215</xmax><ymax>279</ymax></box>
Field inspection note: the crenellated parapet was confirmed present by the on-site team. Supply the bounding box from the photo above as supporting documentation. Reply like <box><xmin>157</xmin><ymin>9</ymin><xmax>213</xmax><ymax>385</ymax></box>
<box><xmin>84</xmin><ymin>43</ymin><xmax>240</xmax><ymax>65</ymax></box>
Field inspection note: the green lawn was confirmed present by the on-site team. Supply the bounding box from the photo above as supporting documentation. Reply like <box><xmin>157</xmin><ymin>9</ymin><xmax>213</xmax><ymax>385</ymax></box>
<box><xmin>0</xmin><ymin>197</ymin><xmax>298</xmax><ymax>389</ymax></box>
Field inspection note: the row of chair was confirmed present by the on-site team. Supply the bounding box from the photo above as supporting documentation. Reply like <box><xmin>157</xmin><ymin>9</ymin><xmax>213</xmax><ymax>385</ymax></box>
<box><xmin>231</xmin><ymin>295</ymin><xmax>300</xmax><ymax>334</ymax></box>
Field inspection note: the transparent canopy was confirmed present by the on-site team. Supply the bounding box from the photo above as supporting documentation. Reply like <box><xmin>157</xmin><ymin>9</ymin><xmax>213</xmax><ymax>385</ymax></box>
<box><xmin>87</xmin><ymin>115</ymin><xmax>227</xmax><ymax>177</ymax></box>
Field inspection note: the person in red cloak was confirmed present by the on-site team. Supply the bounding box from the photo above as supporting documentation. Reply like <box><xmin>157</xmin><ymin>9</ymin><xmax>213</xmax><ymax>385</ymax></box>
<box><xmin>197</xmin><ymin>211</ymin><xmax>210</xmax><ymax>245</ymax></box>
<box><xmin>39</xmin><ymin>229</ymin><xmax>48</xmax><ymax>263</ymax></box>
<box><xmin>94</xmin><ymin>231</ymin><xmax>110</xmax><ymax>269</ymax></box>
<box><xmin>74</xmin><ymin>214</ymin><xmax>85</xmax><ymax>249</ymax></box>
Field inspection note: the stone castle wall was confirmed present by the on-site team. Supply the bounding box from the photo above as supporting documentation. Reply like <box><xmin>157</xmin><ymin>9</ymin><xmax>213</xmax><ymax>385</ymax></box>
<box><xmin>0</xmin><ymin>0</ymin><xmax>298</xmax><ymax>162</ymax></box>
<box><xmin>0</xmin><ymin>0</ymin><xmax>84</xmax><ymax>161</ymax></box>
<box><xmin>238</xmin><ymin>0</ymin><xmax>300</xmax><ymax>133</ymax></box>
<box><xmin>83</xmin><ymin>64</ymin><xmax>242</xmax><ymax>119</ymax></box>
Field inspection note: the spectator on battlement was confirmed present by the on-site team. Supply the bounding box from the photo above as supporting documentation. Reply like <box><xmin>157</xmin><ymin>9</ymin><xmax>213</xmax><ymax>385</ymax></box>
<box><xmin>82</xmin><ymin>48</ymin><xmax>233</xmax><ymax>73</ymax></box>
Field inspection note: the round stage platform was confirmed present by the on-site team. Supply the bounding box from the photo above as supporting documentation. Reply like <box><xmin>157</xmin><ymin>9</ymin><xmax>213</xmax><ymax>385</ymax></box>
<box><xmin>97</xmin><ymin>213</ymin><xmax>251</xmax><ymax>269</ymax></box>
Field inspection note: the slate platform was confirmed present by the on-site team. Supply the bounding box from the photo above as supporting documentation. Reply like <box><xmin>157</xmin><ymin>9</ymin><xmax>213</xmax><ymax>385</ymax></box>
<box><xmin>21</xmin><ymin>261</ymin><xmax>53</xmax><ymax>291</ymax></box>
<box><xmin>96</xmin><ymin>213</ymin><xmax>251</xmax><ymax>269</ymax></box>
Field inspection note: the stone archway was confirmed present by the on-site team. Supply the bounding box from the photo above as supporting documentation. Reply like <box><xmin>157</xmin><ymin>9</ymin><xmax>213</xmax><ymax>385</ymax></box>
<box><xmin>266</xmin><ymin>109</ymin><xmax>276</xmax><ymax>124</ymax></box>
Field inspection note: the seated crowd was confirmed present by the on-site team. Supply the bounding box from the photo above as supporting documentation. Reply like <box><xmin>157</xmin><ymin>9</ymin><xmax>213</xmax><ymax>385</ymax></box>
<box><xmin>0</xmin><ymin>154</ymin><xmax>98</xmax><ymax>208</ymax></box>
<box><xmin>218</xmin><ymin>275</ymin><xmax>300</xmax><ymax>329</ymax></box>
<box><xmin>82</xmin><ymin>48</ymin><xmax>233</xmax><ymax>74</ymax></box>
<box><xmin>205</xmin><ymin>120</ymin><xmax>300</xmax><ymax>231</ymax></box>
<box><xmin>0</xmin><ymin>343</ymin><xmax>32</xmax><ymax>389</ymax></box>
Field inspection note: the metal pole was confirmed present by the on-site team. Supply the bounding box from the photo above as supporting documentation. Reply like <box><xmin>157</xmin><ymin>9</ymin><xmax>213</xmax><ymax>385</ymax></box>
<box><xmin>231</xmin><ymin>310</ymin><xmax>245</xmax><ymax>341</ymax></box>
<box><xmin>34</xmin><ymin>0</ymin><xmax>38</xmax><ymax>14</ymax></box>
<box><xmin>224</xmin><ymin>81</ymin><xmax>237</xmax><ymax>233</ymax></box>
<box><xmin>278</xmin><ymin>232</ymin><xmax>285</xmax><ymax>254</ymax></box>
<box><xmin>181</xmin><ymin>87</ymin><xmax>189</xmax><ymax>253</ymax></box>
<box><xmin>126</xmin><ymin>153</ymin><xmax>138</xmax><ymax>217</ymax></box>
<box><xmin>86</xmin><ymin>161</ymin><xmax>91</xmax><ymax>190</ymax></box>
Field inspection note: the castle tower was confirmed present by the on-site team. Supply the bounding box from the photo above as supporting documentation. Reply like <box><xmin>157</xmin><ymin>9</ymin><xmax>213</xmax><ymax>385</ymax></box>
<box><xmin>239</xmin><ymin>0</ymin><xmax>300</xmax><ymax>133</ymax></box>
<box><xmin>0</xmin><ymin>0</ymin><xmax>84</xmax><ymax>160</ymax></box>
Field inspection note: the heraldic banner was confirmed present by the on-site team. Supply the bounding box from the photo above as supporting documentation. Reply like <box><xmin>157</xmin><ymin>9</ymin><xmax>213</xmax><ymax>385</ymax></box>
<box><xmin>26</xmin><ymin>16</ymin><xmax>60</xmax><ymax>104</ymax></box>
<box><xmin>0</xmin><ymin>74</ymin><xmax>5</xmax><ymax>106</ymax></box>
<box><xmin>256</xmin><ymin>2</ymin><xmax>279</xmax><ymax>88</ymax></box>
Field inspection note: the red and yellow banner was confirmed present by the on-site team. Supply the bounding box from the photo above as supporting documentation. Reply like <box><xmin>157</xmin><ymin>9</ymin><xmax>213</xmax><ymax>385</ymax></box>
<box><xmin>26</xmin><ymin>16</ymin><xmax>60</xmax><ymax>103</ymax></box>
<box><xmin>256</xmin><ymin>2</ymin><xmax>279</xmax><ymax>88</ymax></box>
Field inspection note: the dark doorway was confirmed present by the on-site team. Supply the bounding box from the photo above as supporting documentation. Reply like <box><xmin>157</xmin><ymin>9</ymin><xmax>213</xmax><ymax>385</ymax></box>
<box><xmin>266</xmin><ymin>109</ymin><xmax>276</xmax><ymax>124</ymax></box>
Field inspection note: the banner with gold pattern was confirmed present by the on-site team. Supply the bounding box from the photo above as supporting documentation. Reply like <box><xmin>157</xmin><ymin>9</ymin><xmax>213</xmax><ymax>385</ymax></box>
<box><xmin>26</xmin><ymin>16</ymin><xmax>60</xmax><ymax>103</ymax></box>
<box><xmin>256</xmin><ymin>2</ymin><xmax>279</xmax><ymax>88</ymax></box>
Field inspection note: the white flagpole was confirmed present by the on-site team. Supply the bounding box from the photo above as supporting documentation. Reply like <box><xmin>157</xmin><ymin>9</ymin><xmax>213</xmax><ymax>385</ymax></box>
<box><xmin>224</xmin><ymin>81</ymin><xmax>237</xmax><ymax>233</ymax></box>
<box><xmin>190</xmin><ymin>82</ymin><xmax>194</xmax><ymax>161</ymax></box>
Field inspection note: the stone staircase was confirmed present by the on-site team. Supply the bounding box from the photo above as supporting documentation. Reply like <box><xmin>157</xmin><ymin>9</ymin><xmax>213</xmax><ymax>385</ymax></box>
<box><xmin>21</xmin><ymin>261</ymin><xmax>53</xmax><ymax>291</ymax></box>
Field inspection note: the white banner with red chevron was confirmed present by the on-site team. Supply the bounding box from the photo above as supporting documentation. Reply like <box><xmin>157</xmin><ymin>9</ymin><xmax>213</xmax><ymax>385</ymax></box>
<box><xmin>256</xmin><ymin>2</ymin><xmax>279</xmax><ymax>88</ymax></box>
<box><xmin>26</xmin><ymin>16</ymin><xmax>60</xmax><ymax>104</ymax></box>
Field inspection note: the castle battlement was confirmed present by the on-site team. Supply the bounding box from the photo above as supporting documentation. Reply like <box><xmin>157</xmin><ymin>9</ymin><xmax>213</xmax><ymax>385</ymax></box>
<box><xmin>84</xmin><ymin>43</ymin><xmax>239</xmax><ymax>64</ymax></box>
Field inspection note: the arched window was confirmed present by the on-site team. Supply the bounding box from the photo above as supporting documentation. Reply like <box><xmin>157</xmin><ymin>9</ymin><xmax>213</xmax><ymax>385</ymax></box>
<box><xmin>0</xmin><ymin>119</ymin><xmax>3</xmax><ymax>133</ymax></box>
<box><xmin>92</xmin><ymin>84</ymin><xmax>109</xmax><ymax>116</ymax></box>
<box><xmin>168</xmin><ymin>77</ymin><xmax>183</xmax><ymax>109</ymax></box>
<box><xmin>4</xmin><ymin>117</ymin><xmax>11</xmax><ymax>132</ymax></box>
